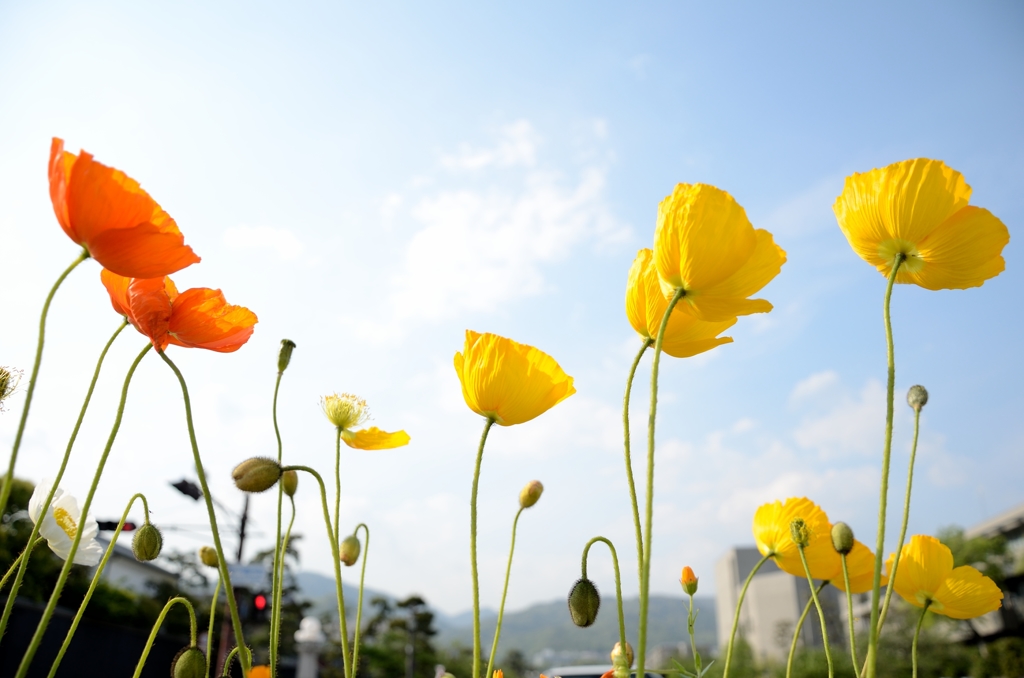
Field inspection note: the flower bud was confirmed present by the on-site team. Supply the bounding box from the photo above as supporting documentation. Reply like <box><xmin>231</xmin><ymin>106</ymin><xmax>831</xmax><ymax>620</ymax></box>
<box><xmin>790</xmin><ymin>518</ymin><xmax>811</xmax><ymax>548</ymax></box>
<box><xmin>610</xmin><ymin>641</ymin><xmax>634</xmax><ymax>669</ymax></box>
<box><xmin>278</xmin><ymin>339</ymin><xmax>297</xmax><ymax>373</ymax></box>
<box><xmin>567</xmin><ymin>577</ymin><xmax>600</xmax><ymax>627</ymax></box>
<box><xmin>0</xmin><ymin>366</ymin><xmax>22</xmax><ymax>412</ymax></box>
<box><xmin>232</xmin><ymin>457</ymin><xmax>282</xmax><ymax>493</ymax></box>
<box><xmin>907</xmin><ymin>385</ymin><xmax>929</xmax><ymax>412</ymax></box>
<box><xmin>171</xmin><ymin>646</ymin><xmax>206</xmax><ymax>678</ymax></box>
<box><xmin>831</xmin><ymin>522</ymin><xmax>855</xmax><ymax>555</ymax></box>
<box><xmin>340</xmin><ymin>535</ymin><xmax>361</xmax><ymax>566</ymax></box>
<box><xmin>282</xmin><ymin>470</ymin><xmax>298</xmax><ymax>497</ymax></box>
<box><xmin>132</xmin><ymin>523</ymin><xmax>163</xmax><ymax>562</ymax></box>
<box><xmin>680</xmin><ymin>566</ymin><xmax>699</xmax><ymax>596</ymax></box>
<box><xmin>199</xmin><ymin>546</ymin><xmax>219</xmax><ymax>568</ymax></box>
<box><xmin>519</xmin><ymin>480</ymin><xmax>543</xmax><ymax>509</ymax></box>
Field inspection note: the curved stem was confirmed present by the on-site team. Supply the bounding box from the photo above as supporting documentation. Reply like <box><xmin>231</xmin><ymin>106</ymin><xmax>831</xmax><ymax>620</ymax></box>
<box><xmin>270</xmin><ymin>370</ymin><xmax>284</xmax><ymax>678</ymax></box>
<box><xmin>722</xmin><ymin>553</ymin><xmax>770</xmax><ymax>678</ymax></box>
<box><xmin>351</xmin><ymin>522</ymin><xmax>371</xmax><ymax>678</ymax></box>
<box><xmin>1</xmin><ymin>250</ymin><xmax>88</xmax><ymax>522</ymax></box>
<box><xmin>636</xmin><ymin>287</ymin><xmax>686</xmax><ymax>678</ymax></box>
<box><xmin>157</xmin><ymin>349</ymin><xmax>249</xmax><ymax>676</ymax></box>
<box><xmin>334</xmin><ymin>427</ymin><xmax>342</xmax><ymax>549</ymax></box>
<box><xmin>581</xmin><ymin>536</ymin><xmax>627</xmax><ymax>656</ymax></box>
<box><xmin>287</xmin><ymin>465</ymin><xmax>350</xmax><ymax>678</ymax></box>
<box><xmin>877</xmin><ymin>406</ymin><xmax>922</xmax><ymax>633</ymax></box>
<box><xmin>0</xmin><ymin>318</ymin><xmax>127</xmax><ymax>638</ymax></box>
<box><xmin>271</xmin><ymin>496</ymin><xmax>296</xmax><ymax>678</ymax></box>
<box><xmin>0</xmin><ymin>537</ymin><xmax>44</xmax><ymax>592</ymax></box>
<box><xmin>131</xmin><ymin>597</ymin><xmax>198</xmax><ymax>678</ymax></box>
<box><xmin>865</xmin><ymin>255</ymin><xmax>903</xmax><ymax>678</ymax></box>
<box><xmin>485</xmin><ymin>508</ymin><xmax>524</xmax><ymax>678</ymax></box>
<box><xmin>470</xmin><ymin>417</ymin><xmax>495</xmax><ymax>678</ymax></box>
<box><xmin>911</xmin><ymin>602</ymin><xmax>930</xmax><ymax>678</ymax></box>
<box><xmin>222</xmin><ymin>646</ymin><xmax>241</xmax><ymax>677</ymax></box>
<box><xmin>786</xmin><ymin>580</ymin><xmax>829</xmax><ymax>678</ymax></box>
<box><xmin>797</xmin><ymin>546</ymin><xmax>833</xmax><ymax>678</ymax></box>
<box><xmin>841</xmin><ymin>555</ymin><xmax>861</xmax><ymax>678</ymax></box>
<box><xmin>48</xmin><ymin>492</ymin><xmax>149</xmax><ymax>677</ymax></box>
<box><xmin>623</xmin><ymin>338</ymin><xmax>653</xmax><ymax>591</ymax></box>
<box><xmin>207</xmin><ymin>576</ymin><xmax>222</xmax><ymax>678</ymax></box>
<box><xmin>15</xmin><ymin>341</ymin><xmax>151</xmax><ymax>678</ymax></box>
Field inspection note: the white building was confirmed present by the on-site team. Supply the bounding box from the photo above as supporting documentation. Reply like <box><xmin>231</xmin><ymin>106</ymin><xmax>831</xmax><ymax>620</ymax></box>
<box><xmin>92</xmin><ymin>536</ymin><xmax>178</xmax><ymax>595</ymax></box>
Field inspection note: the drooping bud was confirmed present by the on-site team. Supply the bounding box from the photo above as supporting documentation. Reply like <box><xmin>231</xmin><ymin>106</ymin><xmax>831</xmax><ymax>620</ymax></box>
<box><xmin>680</xmin><ymin>566</ymin><xmax>699</xmax><ymax>596</ymax></box>
<box><xmin>282</xmin><ymin>470</ymin><xmax>298</xmax><ymax>497</ymax></box>
<box><xmin>567</xmin><ymin>577</ymin><xmax>601</xmax><ymax>627</ymax></box>
<box><xmin>340</xmin><ymin>535</ymin><xmax>362</xmax><ymax>566</ymax></box>
<box><xmin>610</xmin><ymin>641</ymin><xmax>634</xmax><ymax>669</ymax></box>
<box><xmin>199</xmin><ymin>546</ymin><xmax>219</xmax><ymax>568</ymax></box>
<box><xmin>907</xmin><ymin>385</ymin><xmax>929</xmax><ymax>412</ymax></box>
<box><xmin>790</xmin><ymin>518</ymin><xmax>811</xmax><ymax>548</ymax></box>
<box><xmin>132</xmin><ymin>523</ymin><xmax>163</xmax><ymax>562</ymax></box>
<box><xmin>171</xmin><ymin>646</ymin><xmax>206</xmax><ymax>678</ymax></box>
<box><xmin>278</xmin><ymin>339</ymin><xmax>297</xmax><ymax>373</ymax></box>
<box><xmin>831</xmin><ymin>522</ymin><xmax>855</xmax><ymax>555</ymax></box>
<box><xmin>232</xmin><ymin>457</ymin><xmax>282</xmax><ymax>493</ymax></box>
<box><xmin>519</xmin><ymin>480</ymin><xmax>544</xmax><ymax>509</ymax></box>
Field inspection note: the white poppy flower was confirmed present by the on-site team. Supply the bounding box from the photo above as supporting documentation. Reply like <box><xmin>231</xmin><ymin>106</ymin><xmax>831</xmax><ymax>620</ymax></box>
<box><xmin>28</xmin><ymin>479</ymin><xmax>103</xmax><ymax>566</ymax></box>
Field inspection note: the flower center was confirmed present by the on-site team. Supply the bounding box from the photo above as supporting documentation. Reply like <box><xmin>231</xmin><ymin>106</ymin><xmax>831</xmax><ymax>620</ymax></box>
<box><xmin>877</xmin><ymin>239</ymin><xmax>925</xmax><ymax>274</ymax></box>
<box><xmin>53</xmin><ymin>507</ymin><xmax>78</xmax><ymax>539</ymax></box>
<box><xmin>321</xmin><ymin>393</ymin><xmax>370</xmax><ymax>430</ymax></box>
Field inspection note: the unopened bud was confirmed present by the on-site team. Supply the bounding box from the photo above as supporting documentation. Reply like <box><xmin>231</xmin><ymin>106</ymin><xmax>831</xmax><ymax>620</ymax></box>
<box><xmin>232</xmin><ymin>457</ymin><xmax>282</xmax><ymax>493</ymax></box>
<box><xmin>132</xmin><ymin>523</ymin><xmax>163</xmax><ymax>562</ymax></box>
<box><xmin>680</xmin><ymin>566</ymin><xmax>699</xmax><ymax>596</ymax></box>
<box><xmin>519</xmin><ymin>480</ymin><xmax>543</xmax><ymax>509</ymax></box>
<box><xmin>831</xmin><ymin>522</ymin><xmax>855</xmax><ymax>555</ymax></box>
<box><xmin>0</xmin><ymin>366</ymin><xmax>22</xmax><ymax>412</ymax></box>
<box><xmin>199</xmin><ymin>546</ymin><xmax>219</xmax><ymax>568</ymax></box>
<box><xmin>171</xmin><ymin>646</ymin><xmax>206</xmax><ymax>678</ymax></box>
<box><xmin>567</xmin><ymin>578</ymin><xmax>601</xmax><ymax>627</ymax></box>
<box><xmin>790</xmin><ymin>518</ymin><xmax>811</xmax><ymax>548</ymax></box>
<box><xmin>278</xmin><ymin>339</ymin><xmax>297</xmax><ymax>373</ymax></box>
<box><xmin>610</xmin><ymin>641</ymin><xmax>634</xmax><ymax>669</ymax></box>
<box><xmin>340</xmin><ymin>535</ymin><xmax>361</xmax><ymax>566</ymax></box>
<box><xmin>282</xmin><ymin>470</ymin><xmax>298</xmax><ymax>497</ymax></box>
<box><xmin>907</xmin><ymin>385</ymin><xmax>928</xmax><ymax>412</ymax></box>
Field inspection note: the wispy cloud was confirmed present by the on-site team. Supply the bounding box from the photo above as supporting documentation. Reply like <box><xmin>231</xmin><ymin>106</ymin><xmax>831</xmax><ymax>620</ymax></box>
<box><xmin>223</xmin><ymin>225</ymin><xmax>304</xmax><ymax>261</ymax></box>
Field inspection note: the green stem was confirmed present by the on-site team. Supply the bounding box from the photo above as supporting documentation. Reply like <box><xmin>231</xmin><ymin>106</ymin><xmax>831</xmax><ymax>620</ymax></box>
<box><xmin>287</xmin><ymin>465</ymin><xmax>351</xmax><ymax>678</ymax></box>
<box><xmin>0</xmin><ymin>250</ymin><xmax>88</xmax><ymax>523</ymax></box>
<box><xmin>687</xmin><ymin>593</ymin><xmax>701</xmax><ymax>675</ymax></box>
<box><xmin>623</xmin><ymin>338</ymin><xmax>653</xmax><ymax>591</ymax></box>
<box><xmin>222</xmin><ymin>646</ymin><xmax>241</xmax><ymax>677</ymax></box>
<box><xmin>722</xmin><ymin>553</ymin><xmax>770</xmax><ymax>678</ymax></box>
<box><xmin>581</xmin><ymin>536</ymin><xmax>627</xmax><ymax>657</ymax></box>
<box><xmin>351</xmin><ymin>522</ymin><xmax>371</xmax><ymax>678</ymax></box>
<box><xmin>131</xmin><ymin>597</ymin><xmax>198</xmax><ymax>678</ymax></box>
<box><xmin>877</xmin><ymin>406</ymin><xmax>921</xmax><ymax>634</ymax></box>
<box><xmin>270</xmin><ymin>370</ymin><xmax>284</xmax><ymax>678</ymax></box>
<box><xmin>157</xmin><ymin>349</ymin><xmax>249</xmax><ymax>676</ymax></box>
<box><xmin>911</xmin><ymin>602</ymin><xmax>929</xmax><ymax>678</ymax></box>
<box><xmin>797</xmin><ymin>545</ymin><xmax>833</xmax><ymax>678</ymax></box>
<box><xmin>334</xmin><ymin>427</ymin><xmax>342</xmax><ymax>549</ymax></box>
<box><xmin>485</xmin><ymin>508</ymin><xmax>524</xmax><ymax>678</ymax></box>
<box><xmin>48</xmin><ymin>493</ymin><xmax>149</xmax><ymax>677</ymax></box>
<box><xmin>786</xmin><ymin>580</ymin><xmax>829</xmax><ymax>678</ymax></box>
<box><xmin>0</xmin><ymin>318</ymin><xmax>127</xmax><ymax>638</ymax></box>
<box><xmin>865</xmin><ymin>255</ymin><xmax>903</xmax><ymax>678</ymax></box>
<box><xmin>15</xmin><ymin>341</ymin><xmax>151</xmax><ymax>678</ymax></box>
<box><xmin>841</xmin><ymin>555</ymin><xmax>861</xmax><ymax>678</ymax></box>
<box><xmin>470</xmin><ymin>417</ymin><xmax>495</xmax><ymax>678</ymax></box>
<box><xmin>271</xmin><ymin>497</ymin><xmax>296</xmax><ymax>678</ymax></box>
<box><xmin>208</xmin><ymin>576</ymin><xmax>222</xmax><ymax>678</ymax></box>
<box><xmin>0</xmin><ymin>537</ymin><xmax>44</xmax><ymax>592</ymax></box>
<box><xmin>636</xmin><ymin>287</ymin><xmax>686</xmax><ymax>678</ymax></box>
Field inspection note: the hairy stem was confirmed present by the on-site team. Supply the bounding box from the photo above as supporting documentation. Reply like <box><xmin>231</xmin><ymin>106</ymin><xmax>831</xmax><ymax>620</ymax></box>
<box><xmin>351</xmin><ymin>522</ymin><xmax>371</xmax><ymax>678</ymax></box>
<box><xmin>841</xmin><ymin>555</ymin><xmax>861</xmax><ymax>678</ymax></box>
<box><xmin>207</xmin><ymin>576</ymin><xmax>222</xmax><ymax>678</ymax></box>
<box><xmin>470</xmin><ymin>417</ymin><xmax>495</xmax><ymax>678</ymax></box>
<box><xmin>722</xmin><ymin>553</ymin><xmax>770</xmax><ymax>678</ymax></box>
<box><xmin>270</xmin><ymin>370</ymin><xmax>284</xmax><ymax>678</ymax></box>
<box><xmin>797</xmin><ymin>545</ymin><xmax>833</xmax><ymax>678</ymax></box>
<box><xmin>582</xmin><ymin>536</ymin><xmax>627</xmax><ymax>656</ymax></box>
<box><xmin>912</xmin><ymin>602</ymin><xmax>930</xmax><ymax>678</ymax></box>
<box><xmin>0</xmin><ymin>537</ymin><xmax>44</xmax><ymax>592</ymax></box>
<box><xmin>623</xmin><ymin>338</ymin><xmax>653</xmax><ymax>590</ymax></box>
<box><xmin>486</xmin><ymin>508</ymin><xmax>524</xmax><ymax>678</ymax></box>
<box><xmin>131</xmin><ymin>597</ymin><xmax>198</xmax><ymax>678</ymax></box>
<box><xmin>786</xmin><ymin>580</ymin><xmax>829</xmax><ymax>678</ymax></box>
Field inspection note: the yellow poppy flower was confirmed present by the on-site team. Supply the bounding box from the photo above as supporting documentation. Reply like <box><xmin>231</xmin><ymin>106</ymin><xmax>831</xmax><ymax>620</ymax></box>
<box><xmin>320</xmin><ymin>393</ymin><xmax>410</xmax><ymax>450</ymax></box>
<box><xmin>886</xmin><ymin>535</ymin><xmax>1003</xmax><ymax>619</ymax></box>
<box><xmin>833</xmin><ymin>159</ymin><xmax>1009</xmax><ymax>290</ymax></box>
<box><xmin>753</xmin><ymin>497</ymin><xmax>838</xmax><ymax>579</ymax></box>
<box><xmin>626</xmin><ymin>249</ymin><xmax>737</xmax><ymax>357</ymax></box>
<box><xmin>653</xmin><ymin>183</ymin><xmax>786</xmax><ymax>322</ymax></box>
<box><xmin>454</xmin><ymin>330</ymin><xmax>575</xmax><ymax>426</ymax></box>
<box><xmin>827</xmin><ymin>539</ymin><xmax>887</xmax><ymax>594</ymax></box>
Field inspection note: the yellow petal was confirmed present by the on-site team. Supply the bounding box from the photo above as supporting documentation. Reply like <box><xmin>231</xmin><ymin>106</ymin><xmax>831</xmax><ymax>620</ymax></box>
<box><xmin>752</xmin><ymin>497</ymin><xmax>833</xmax><ymax>578</ymax></box>
<box><xmin>931</xmin><ymin>565</ymin><xmax>1003</xmax><ymax>619</ymax></box>
<box><xmin>625</xmin><ymin>249</ymin><xmax>653</xmax><ymax>340</ymax></box>
<box><xmin>682</xmin><ymin>229</ymin><xmax>785</xmax><ymax>321</ymax></box>
<box><xmin>891</xmin><ymin>535</ymin><xmax>954</xmax><ymax>608</ymax></box>
<box><xmin>341</xmin><ymin>427</ymin><xmax>411</xmax><ymax>450</ymax></box>
<box><xmin>903</xmin><ymin>206</ymin><xmax>1010</xmax><ymax>290</ymax></box>
<box><xmin>832</xmin><ymin>540</ymin><xmax>887</xmax><ymax>594</ymax></box>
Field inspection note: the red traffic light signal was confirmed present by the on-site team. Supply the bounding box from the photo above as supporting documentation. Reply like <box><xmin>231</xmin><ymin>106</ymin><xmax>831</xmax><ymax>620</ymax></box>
<box><xmin>254</xmin><ymin>594</ymin><xmax>267</xmax><ymax>611</ymax></box>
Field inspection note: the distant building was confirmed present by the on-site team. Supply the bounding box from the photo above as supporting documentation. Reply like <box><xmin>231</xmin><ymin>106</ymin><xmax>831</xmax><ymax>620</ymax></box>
<box><xmin>92</xmin><ymin>536</ymin><xmax>177</xmax><ymax>595</ymax></box>
<box><xmin>961</xmin><ymin>500</ymin><xmax>1024</xmax><ymax>640</ymax></box>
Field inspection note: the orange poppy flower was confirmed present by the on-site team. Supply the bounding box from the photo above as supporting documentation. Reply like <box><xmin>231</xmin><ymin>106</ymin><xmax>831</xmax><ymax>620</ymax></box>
<box><xmin>101</xmin><ymin>270</ymin><xmax>257</xmax><ymax>352</ymax></box>
<box><xmin>49</xmin><ymin>137</ymin><xmax>200</xmax><ymax>278</ymax></box>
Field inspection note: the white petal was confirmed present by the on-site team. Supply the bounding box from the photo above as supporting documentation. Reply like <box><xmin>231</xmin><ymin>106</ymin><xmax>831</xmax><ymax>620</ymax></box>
<box><xmin>28</xmin><ymin>477</ymin><xmax>57</xmax><ymax>523</ymax></box>
<box><xmin>73</xmin><ymin>539</ymin><xmax>104</xmax><ymax>567</ymax></box>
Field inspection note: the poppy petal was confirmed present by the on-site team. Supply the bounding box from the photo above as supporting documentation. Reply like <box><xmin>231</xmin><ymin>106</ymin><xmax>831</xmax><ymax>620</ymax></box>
<box><xmin>88</xmin><ymin>222</ymin><xmax>201</xmax><ymax>279</ymax></box>
<box><xmin>48</xmin><ymin>138</ymin><xmax>78</xmax><ymax>242</ymax></box>
<box><xmin>342</xmin><ymin>427</ymin><xmax>411</xmax><ymax>450</ymax></box>
<box><xmin>891</xmin><ymin>535</ymin><xmax>954</xmax><ymax>608</ymax></box>
<box><xmin>167</xmin><ymin>288</ymin><xmax>257</xmax><ymax>352</ymax></box>
<box><xmin>932</xmin><ymin>565</ymin><xmax>1003</xmax><ymax>619</ymax></box>
<box><xmin>99</xmin><ymin>269</ymin><xmax>132</xmax><ymax>319</ymax></box>
<box><xmin>903</xmin><ymin>206</ymin><xmax>1009</xmax><ymax>290</ymax></box>
<box><xmin>127</xmin><ymin>277</ymin><xmax>174</xmax><ymax>349</ymax></box>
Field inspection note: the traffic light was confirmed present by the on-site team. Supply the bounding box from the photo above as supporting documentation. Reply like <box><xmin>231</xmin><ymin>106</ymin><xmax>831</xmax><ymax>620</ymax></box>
<box><xmin>96</xmin><ymin>520</ymin><xmax>136</xmax><ymax>531</ymax></box>
<box><xmin>240</xmin><ymin>590</ymin><xmax>271</xmax><ymax>623</ymax></box>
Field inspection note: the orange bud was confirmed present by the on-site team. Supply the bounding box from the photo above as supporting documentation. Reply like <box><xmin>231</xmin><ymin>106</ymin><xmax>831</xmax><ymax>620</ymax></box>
<box><xmin>681</xmin><ymin>566</ymin><xmax>698</xmax><ymax>595</ymax></box>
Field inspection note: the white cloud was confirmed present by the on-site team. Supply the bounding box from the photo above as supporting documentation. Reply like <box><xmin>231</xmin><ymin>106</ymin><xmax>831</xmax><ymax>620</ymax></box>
<box><xmin>758</xmin><ymin>177</ymin><xmax>842</xmax><ymax>238</ymax></box>
<box><xmin>793</xmin><ymin>378</ymin><xmax>885</xmax><ymax>459</ymax></box>
<box><xmin>628</xmin><ymin>54</ymin><xmax>653</xmax><ymax>79</ymax></box>
<box><xmin>223</xmin><ymin>225</ymin><xmax>304</xmax><ymax>261</ymax></box>
<box><xmin>789</xmin><ymin>369</ymin><xmax>840</xmax><ymax>404</ymax></box>
<box><xmin>440</xmin><ymin>119</ymin><xmax>540</xmax><ymax>171</ymax></box>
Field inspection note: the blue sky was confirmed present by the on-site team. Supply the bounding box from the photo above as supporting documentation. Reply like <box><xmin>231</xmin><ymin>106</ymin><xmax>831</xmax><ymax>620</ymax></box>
<box><xmin>1</xmin><ymin>1</ymin><xmax>1021</xmax><ymax>617</ymax></box>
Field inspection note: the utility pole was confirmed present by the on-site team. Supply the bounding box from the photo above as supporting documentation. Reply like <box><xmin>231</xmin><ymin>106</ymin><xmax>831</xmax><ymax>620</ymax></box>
<box><xmin>216</xmin><ymin>494</ymin><xmax>250</xmax><ymax>675</ymax></box>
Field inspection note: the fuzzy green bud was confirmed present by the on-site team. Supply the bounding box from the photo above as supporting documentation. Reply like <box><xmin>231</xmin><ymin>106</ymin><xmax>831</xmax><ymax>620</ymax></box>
<box><xmin>0</xmin><ymin>366</ymin><xmax>22</xmax><ymax>412</ymax></box>
<box><xmin>232</xmin><ymin>457</ymin><xmax>282</xmax><ymax>493</ymax></box>
<box><xmin>519</xmin><ymin>480</ymin><xmax>543</xmax><ymax>509</ymax></box>
<box><xmin>132</xmin><ymin>523</ymin><xmax>163</xmax><ymax>562</ymax></box>
<box><xmin>278</xmin><ymin>339</ymin><xmax>297</xmax><ymax>373</ymax></box>
<box><xmin>282</xmin><ymin>469</ymin><xmax>298</xmax><ymax>497</ymax></box>
<box><xmin>199</xmin><ymin>546</ymin><xmax>219</xmax><ymax>568</ymax></box>
<box><xmin>610</xmin><ymin>641</ymin><xmax>634</xmax><ymax>669</ymax></box>
<box><xmin>790</xmin><ymin>518</ymin><xmax>811</xmax><ymax>548</ymax></box>
<box><xmin>831</xmin><ymin>522</ymin><xmax>855</xmax><ymax>555</ymax></box>
<box><xmin>567</xmin><ymin>577</ymin><xmax>600</xmax><ymax>627</ymax></box>
<box><xmin>907</xmin><ymin>385</ymin><xmax>929</xmax><ymax>412</ymax></box>
<box><xmin>340</xmin><ymin>535</ymin><xmax>362</xmax><ymax>566</ymax></box>
<box><xmin>171</xmin><ymin>646</ymin><xmax>206</xmax><ymax>678</ymax></box>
